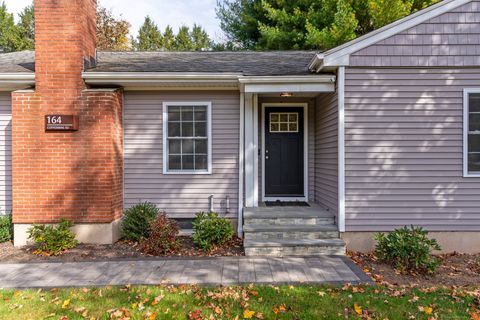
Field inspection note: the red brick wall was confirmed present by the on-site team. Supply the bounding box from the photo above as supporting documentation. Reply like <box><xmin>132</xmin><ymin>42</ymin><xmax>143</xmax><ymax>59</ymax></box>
<box><xmin>12</xmin><ymin>0</ymin><xmax>123</xmax><ymax>225</ymax></box>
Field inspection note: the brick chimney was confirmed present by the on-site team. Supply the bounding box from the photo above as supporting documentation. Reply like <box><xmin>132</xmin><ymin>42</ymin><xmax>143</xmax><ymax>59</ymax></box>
<box><xmin>11</xmin><ymin>0</ymin><xmax>123</xmax><ymax>246</ymax></box>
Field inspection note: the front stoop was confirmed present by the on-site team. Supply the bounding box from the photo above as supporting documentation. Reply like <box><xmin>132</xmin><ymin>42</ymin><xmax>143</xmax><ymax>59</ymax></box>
<box><xmin>243</xmin><ymin>205</ymin><xmax>346</xmax><ymax>257</ymax></box>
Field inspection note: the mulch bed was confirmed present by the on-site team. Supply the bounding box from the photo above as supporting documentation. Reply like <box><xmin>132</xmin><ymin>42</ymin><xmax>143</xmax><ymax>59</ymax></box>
<box><xmin>348</xmin><ymin>251</ymin><xmax>480</xmax><ymax>287</ymax></box>
<box><xmin>0</xmin><ymin>236</ymin><xmax>244</xmax><ymax>263</ymax></box>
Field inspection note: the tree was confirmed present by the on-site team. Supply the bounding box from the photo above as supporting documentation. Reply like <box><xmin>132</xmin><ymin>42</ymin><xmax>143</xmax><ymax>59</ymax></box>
<box><xmin>216</xmin><ymin>0</ymin><xmax>440</xmax><ymax>50</ymax></box>
<box><xmin>133</xmin><ymin>16</ymin><xmax>163</xmax><ymax>51</ymax></box>
<box><xmin>191</xmin><ymin>24</ymin><xmax>211</xmax><ymax>51</ymax></box>
<box><xmin>162</xmin><ymin>25</ymin><xmax>175</xmax><ymax>50</ymax></box>
<box><xmin>96</xmin><ymin>5</ymin><xmax>131</xmax><ymax>51</ymax></box>
<box><xmin>0</xmin><ymin>2</ymin><xmax>21</xmax><ymax>52</ymax></box>
<box><xmin>174</xmin><ymin>26</ymin><xmax>194</xmax><ymax>51</ymax></box>
<box><xmin>16</xmin><ymin>3</ymin><xmax>34</xmax><ymax>50</ymax></box>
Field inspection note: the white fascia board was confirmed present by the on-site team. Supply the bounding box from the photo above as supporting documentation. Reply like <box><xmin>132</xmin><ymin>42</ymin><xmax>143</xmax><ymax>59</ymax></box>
<box><xmin>244</xmin><ymin>82</ymin><xmax>335</xmax><ymax>93</ymax></box>
<box><xmin>239</xmin><ymin>75</ymin><xmax>335</xmax><ymax>84</ymax></box>
<box><xmin>310</xmin><ymin>0</ymin><xmax>470</xmax><ymax>70</ymax></box>
<box><xmin>0</xmin><ymin>73</ymin><xmax>35</xmax><ymax>91</ymax></box>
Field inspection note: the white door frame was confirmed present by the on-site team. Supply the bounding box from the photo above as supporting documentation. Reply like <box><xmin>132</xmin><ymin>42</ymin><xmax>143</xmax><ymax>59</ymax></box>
<box><xmin>261</xmin><ymin>102</ymin><xmax>309</xmax><ymax>202</ymax></box>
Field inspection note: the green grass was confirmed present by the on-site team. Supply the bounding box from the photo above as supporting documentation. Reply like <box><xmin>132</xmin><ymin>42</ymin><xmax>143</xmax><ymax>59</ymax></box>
<box><xmin>0</xmin><ymin>284</ymin><xmax>478</xmax><ymax>319</ymax></box>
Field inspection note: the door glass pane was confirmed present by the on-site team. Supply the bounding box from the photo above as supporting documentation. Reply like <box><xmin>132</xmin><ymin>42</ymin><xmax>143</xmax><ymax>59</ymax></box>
<box><xmin>280</xmin><ymin>123</ymin><xmax>288</xmax><ymax>131</ymax></box>
<box><xmin>270</xmin><ymin>123</ymin><xmax>279</xmax><ymax>132</ymax></box>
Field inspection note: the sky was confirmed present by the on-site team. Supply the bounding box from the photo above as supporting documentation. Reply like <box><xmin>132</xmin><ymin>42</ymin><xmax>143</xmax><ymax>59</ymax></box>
<box><xmin>5</xmin><ymin>0</ymin><xmax>225</xmax><ymax>42</ymax></box>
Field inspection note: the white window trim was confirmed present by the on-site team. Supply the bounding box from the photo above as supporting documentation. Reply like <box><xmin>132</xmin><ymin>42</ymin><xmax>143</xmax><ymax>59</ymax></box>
<box><xmin>162</xmin><ymin>101</ymin><xmax>212</xmax><ymax>175</ymax></box>
<box><xmin>261</xmin><ymin>102</ymin><xmax>309</xmax><ymax>202</ymax></box>
<box><xmin>464</xmin><ymin>89</ymin><xmax>480</xmax><ymax>177</ymax></box>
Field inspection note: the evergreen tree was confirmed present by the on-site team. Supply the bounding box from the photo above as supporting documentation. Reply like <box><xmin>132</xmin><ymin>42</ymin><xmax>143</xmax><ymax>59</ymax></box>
<box><xmin>174</xmin><ymin>26</ymin><xmax>194</xmax><ymax>51</ymax></box>
<box><xmin>162</xmin><ymin>25</ymin><xmax>175</xmax><ymax>50</ymax></box>
<box><xmin>133</xmin><ymin>16</ymin><xmax>163</xmax><ymax>51</ymax></box>
<box><xmin>16</xmin><ymin>3</ymin><xmax>34</xmax><ymax>50</ymax></box>
<box><xmin>191</xmin><ymin>24</ymin><xmax>211</xmax><ymax>51</ymax></box>
<box><xmin>0</xmin><ymin>2</ymin><xmax>20</xmax><ymax>52</ymax></box>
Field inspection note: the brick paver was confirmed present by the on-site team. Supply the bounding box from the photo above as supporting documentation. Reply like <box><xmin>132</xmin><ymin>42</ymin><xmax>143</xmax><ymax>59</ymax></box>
<box><xmin>0</xmin><ymin>256</ymin><xmax>372</xmax><ymax>289</ymax></box>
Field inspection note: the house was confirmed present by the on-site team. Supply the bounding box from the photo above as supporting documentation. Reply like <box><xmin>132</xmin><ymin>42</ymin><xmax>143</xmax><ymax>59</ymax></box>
<box><xmin>0</xmin><ymin>0</ymin><xmax>479</xmax><ymax>254</ymax></box>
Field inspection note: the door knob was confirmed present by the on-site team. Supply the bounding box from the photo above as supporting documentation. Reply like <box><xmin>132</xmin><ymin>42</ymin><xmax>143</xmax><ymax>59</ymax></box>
<box><xmin>266</xmin><ymin>156</ymin><xmax>269</xmax><ymax>160</ymax></box>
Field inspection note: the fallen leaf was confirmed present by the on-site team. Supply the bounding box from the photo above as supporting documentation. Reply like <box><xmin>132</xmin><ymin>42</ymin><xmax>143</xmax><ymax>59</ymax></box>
<box><xmin>62</xmin><ymin>299</ymin><xmax>70</xmax><ymax>309</ymax></box>
<box><xmin>354</xmin><ymin>303</ymin><xmax>362</xmax><ymax>315</ymax></box>
<box><xmin>244</xmin><ymin>309</ymin><xmax>255</xmax><ymax>319</ymax></box>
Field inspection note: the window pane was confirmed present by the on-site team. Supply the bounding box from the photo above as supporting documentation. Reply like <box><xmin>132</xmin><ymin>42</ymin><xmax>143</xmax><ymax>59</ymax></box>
<box><xmin>280</xmin><ymin>123</ymin><xmax>288</xmax><ymax>131</ymax></box>
<box><xmin>194</xmin><ymin>106</ymin><xmax>207</xmax><ymax>121</ymax></box>
<box><xmin>168</xmin><ymin>106</ymin><xmax>181</xmax><ymax>121</ymax></box>
<box><xmin>289</xmin><ymin>123</ymin><xmax>298</xmax><ymax>132</ymax></box>
<box><xmin>289</xmin><ymin>114</ymin><xmax>297</xmax><ymax>122</ymax></box>
<box><xmin>182</xmin><ymin>122</ymin><xmax>194</xmax><ymax>137</ymax></box>
<box><xmin>182</xmin><ymin>106</ymin><xmax>194</xmax><ymax>121</ymax></box>
<box><xmin>182</xmin><ymin>155</ymin><xmax>194</xmax><ymax>170</ymax></box>
<box><xmin>182</xmin><ymin>139</ymin><xmax>194</xmax><ymax>154</ymax></box>
<box><xmin>469</xmin><ymin>113</ymin><xmax>480</xmax><ymax>132</ymax></box>
<box><xmin>470</xmin><ymin>93</ymin><xmax>480</xmax><ymax>113</ymax></box>
<box><xmin>469</xmin><ymin>134</ymin><xmax>480</xmax><ymax>152</ymax></box>
<box><xmin>169</xmin><ymin>140</ymin><xmax>181</xmax><ymax>154</ymax></box>
<box><xmin>280</xmin><ymin>114</ymin><xmax>288</xmax><ymax>122</ymax></box>
<box><xmin>270</xmin><ymin>123</ymin><xmax>279</xmax><ymax>132</ymax></box>
<box><xmin>195</xmin><ymin>122</ymin><xmax>206</xmax><ymax>137</ymax></box>
<box><xmin>168</xmin><ymin>155</ymin><xmax>181</xmax><ymax>170</ymax></box>
<box><xmin>468</xmin><ymin>153</ymin><xmax>480</xmax><ymax>172</ymax></box>
<box><xmin>195</xmin><ymin>155</ymin><xmax>208</xmax><ymax>170</ymax></box>
<box><xmin>195</xmin><ymin>139</ymin><xmax>207</xmax><ymax>154</ymax></box>
<box><xmin>271</xmin><ymin>114</ymin><xmax>279</xmax><ymax>122</ymax></box>
<box><xmin>168</xmin><ymin>122</ymin><xmax>180</xmax><ymax>137</ymax></box>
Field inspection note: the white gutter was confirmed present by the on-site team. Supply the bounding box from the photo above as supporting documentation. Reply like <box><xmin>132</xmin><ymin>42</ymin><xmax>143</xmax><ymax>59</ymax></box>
<box><xmin>238</xmin><ymin>75</ymin><xmax>335</xmax><ymax>84</ymax></box>
<box><xmin>0</xmin><ymin>73</ymin><xmax>35</xmax><ymax>90</ymax></box>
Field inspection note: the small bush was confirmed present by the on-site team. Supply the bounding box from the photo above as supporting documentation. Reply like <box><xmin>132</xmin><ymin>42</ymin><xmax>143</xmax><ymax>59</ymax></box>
<box><xmin>140</xmin><ymin>213</ymin><xmax>180</xmax><ymax>255</ymax></box>
<box><xmin>121</xmin><ymin>202</ymin><xmax>160</xmax><ymax>242</ymax></box>
<box><xmin>375</xmin><ymin>225</ymin><xmax>441</xmax><ymax>274</ymax></box>
<box><xmin>192</xmin><ymin>212</ymin><xmax>234</xmax><ymax>251</ymax></box>
<box><xmin>27</xmin><ymin>219</ymin><xmax>78</xmax><ymax>255</ymax></box>
<box><xmin>0</xmin><ymin>214</ymin><xmax>13</xmax><ymax>243</ymax></box>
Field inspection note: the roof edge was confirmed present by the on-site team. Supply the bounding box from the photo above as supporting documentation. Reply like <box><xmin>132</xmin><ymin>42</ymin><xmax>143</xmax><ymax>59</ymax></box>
<box><xmin>309</xmin><ymin>0</ymin><xmax>471</xmax><ymax>71</ymax></box>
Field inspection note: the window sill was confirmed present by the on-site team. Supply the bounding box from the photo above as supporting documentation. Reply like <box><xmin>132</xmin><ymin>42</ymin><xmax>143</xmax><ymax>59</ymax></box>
<box><xmin>163</xmin><ymin>171</ymin><xmax>212</xmax><ymax>175</ymax></box>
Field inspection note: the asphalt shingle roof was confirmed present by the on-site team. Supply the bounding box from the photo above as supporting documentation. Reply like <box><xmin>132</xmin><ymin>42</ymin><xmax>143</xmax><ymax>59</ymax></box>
<box><xmin>0</xmin><ymin>51</ymin><xmax>317</xmax><ymax>76</ymax></box>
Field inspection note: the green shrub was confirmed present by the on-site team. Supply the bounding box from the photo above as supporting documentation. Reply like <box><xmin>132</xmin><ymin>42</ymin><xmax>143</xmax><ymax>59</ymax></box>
<box><xmin>27</xmin><ymin>219</ymin><xmax>78</xmax><ymax>255</ymax></box>
<box><xmin>375</xmin><ymin>225</ymin><xmax>442</xmax><ymax>274</ymax></box>
<box><xmin>192</xmin><ymin>212</ymin><xmax>234</xmax><ymax>251</ymax></box>
<box><xmin>0</xmin><ymin>214</ymin><xmax>13</xmax><ymax>243</ymax></box>
<box><xmin>140</xmin><ymin>213</ymin><xmax>180</xmax><ymax>255</ymax></box>
<box><xmin>121</xmin><ymin>202</ymin><xmax>160</xmax><ymax>242</ymax></box>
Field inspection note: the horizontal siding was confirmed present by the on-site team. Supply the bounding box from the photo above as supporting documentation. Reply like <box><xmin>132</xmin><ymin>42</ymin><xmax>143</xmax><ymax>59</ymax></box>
<box><xmin>314</xmin><ymin>93</ymin><xmax>338</xmax><ymax>215</ymax></box>
<box><xmin>124</xmin><ymin>91</ymin><xmax>240</xmax><ymax>219</ymax></box>
<box><xmin>0</xmin><ymin>93</ymin><xmax>11</xmax><ymax>214</ymax></box>
<box><xmin>344</xmin><ymin>68</ymin><xmax>480</xmax><ymax>231</ymax></box>
<box><xmin>350</xmin><ymin>1</ymin><xmax>480</xmax><ymax>67</ymax></box>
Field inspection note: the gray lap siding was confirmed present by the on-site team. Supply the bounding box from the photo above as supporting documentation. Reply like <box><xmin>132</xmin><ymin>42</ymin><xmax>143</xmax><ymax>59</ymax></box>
<box><xmin>344</xmin><ymin>67</ymin><xmax>480</xmax><ymax>231</ymax></box>
<box><xmin>123</xmin><ymin>91</ymin><xmax>240</xmax><ymax>219</ymax></box>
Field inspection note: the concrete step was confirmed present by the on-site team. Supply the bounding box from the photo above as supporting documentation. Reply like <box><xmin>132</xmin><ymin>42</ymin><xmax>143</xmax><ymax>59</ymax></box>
<box><xmin>244</xmin><ymin>216</ymin><xmax>335</xmax><ymax>226</ymax></box>
<box><xmin>243</xmin><ymin>224</ymin><xmax>339</xmax><ymax>240</ymax></box>
<box><xmin>244</xmin><ymin>239</ymin><xmax>346</xmax><ymax>257</ymax></box>
<box><xmin>243</xmin><ymin>207</ymin><xmax>334</xmax><ymax>219</ymax></box>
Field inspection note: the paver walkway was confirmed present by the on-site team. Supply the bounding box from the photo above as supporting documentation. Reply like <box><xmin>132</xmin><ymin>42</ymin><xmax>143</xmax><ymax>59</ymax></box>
<box><xmin>0</xmin><ymin>256</ymin><xmax>372</xmax><ymax>289</ymax></box>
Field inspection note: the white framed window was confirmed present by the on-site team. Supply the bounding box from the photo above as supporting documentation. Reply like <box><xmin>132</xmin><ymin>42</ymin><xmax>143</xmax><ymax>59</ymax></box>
<box><xmin>163</xmin><ymin>102</ymin><xmax>212</xmax><ymax>174</ymax></box>
<box><xmin>464</xmin><ymin>89</ymin><xmax>480</xmax><ymax>177</ymax></box>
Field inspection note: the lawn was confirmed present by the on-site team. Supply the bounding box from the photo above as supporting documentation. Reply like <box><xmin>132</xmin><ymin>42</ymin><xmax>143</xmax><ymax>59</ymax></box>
<box><xmin>0</xmin><ymin>284</ymin><xmax>478</xmax><ymax>320</ymax></box>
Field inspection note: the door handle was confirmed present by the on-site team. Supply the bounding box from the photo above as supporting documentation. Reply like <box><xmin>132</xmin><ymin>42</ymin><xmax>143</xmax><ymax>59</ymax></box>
<box><xmin>265</xmin><ymin>156</ymin><xmax>269</xmax><ymax>160</ymax></box>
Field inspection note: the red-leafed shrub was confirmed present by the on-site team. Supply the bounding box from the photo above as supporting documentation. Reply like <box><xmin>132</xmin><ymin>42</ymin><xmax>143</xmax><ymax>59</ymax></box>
<box><xmin>140</xmin><ymin>213</ymin><xmax>180</xmax><ymax>255</ymax></box>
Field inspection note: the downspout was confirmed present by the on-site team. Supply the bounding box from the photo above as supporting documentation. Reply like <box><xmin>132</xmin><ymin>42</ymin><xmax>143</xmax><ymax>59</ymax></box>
<box><xmin>338</xmin><ymin>66</ymin><xmax>346</xmax><ymax>233</ymax></box>
<box><xmin>237</xmin><ymin>91</ymin><xmax>245</xmax><ymax>238</ymax></box>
